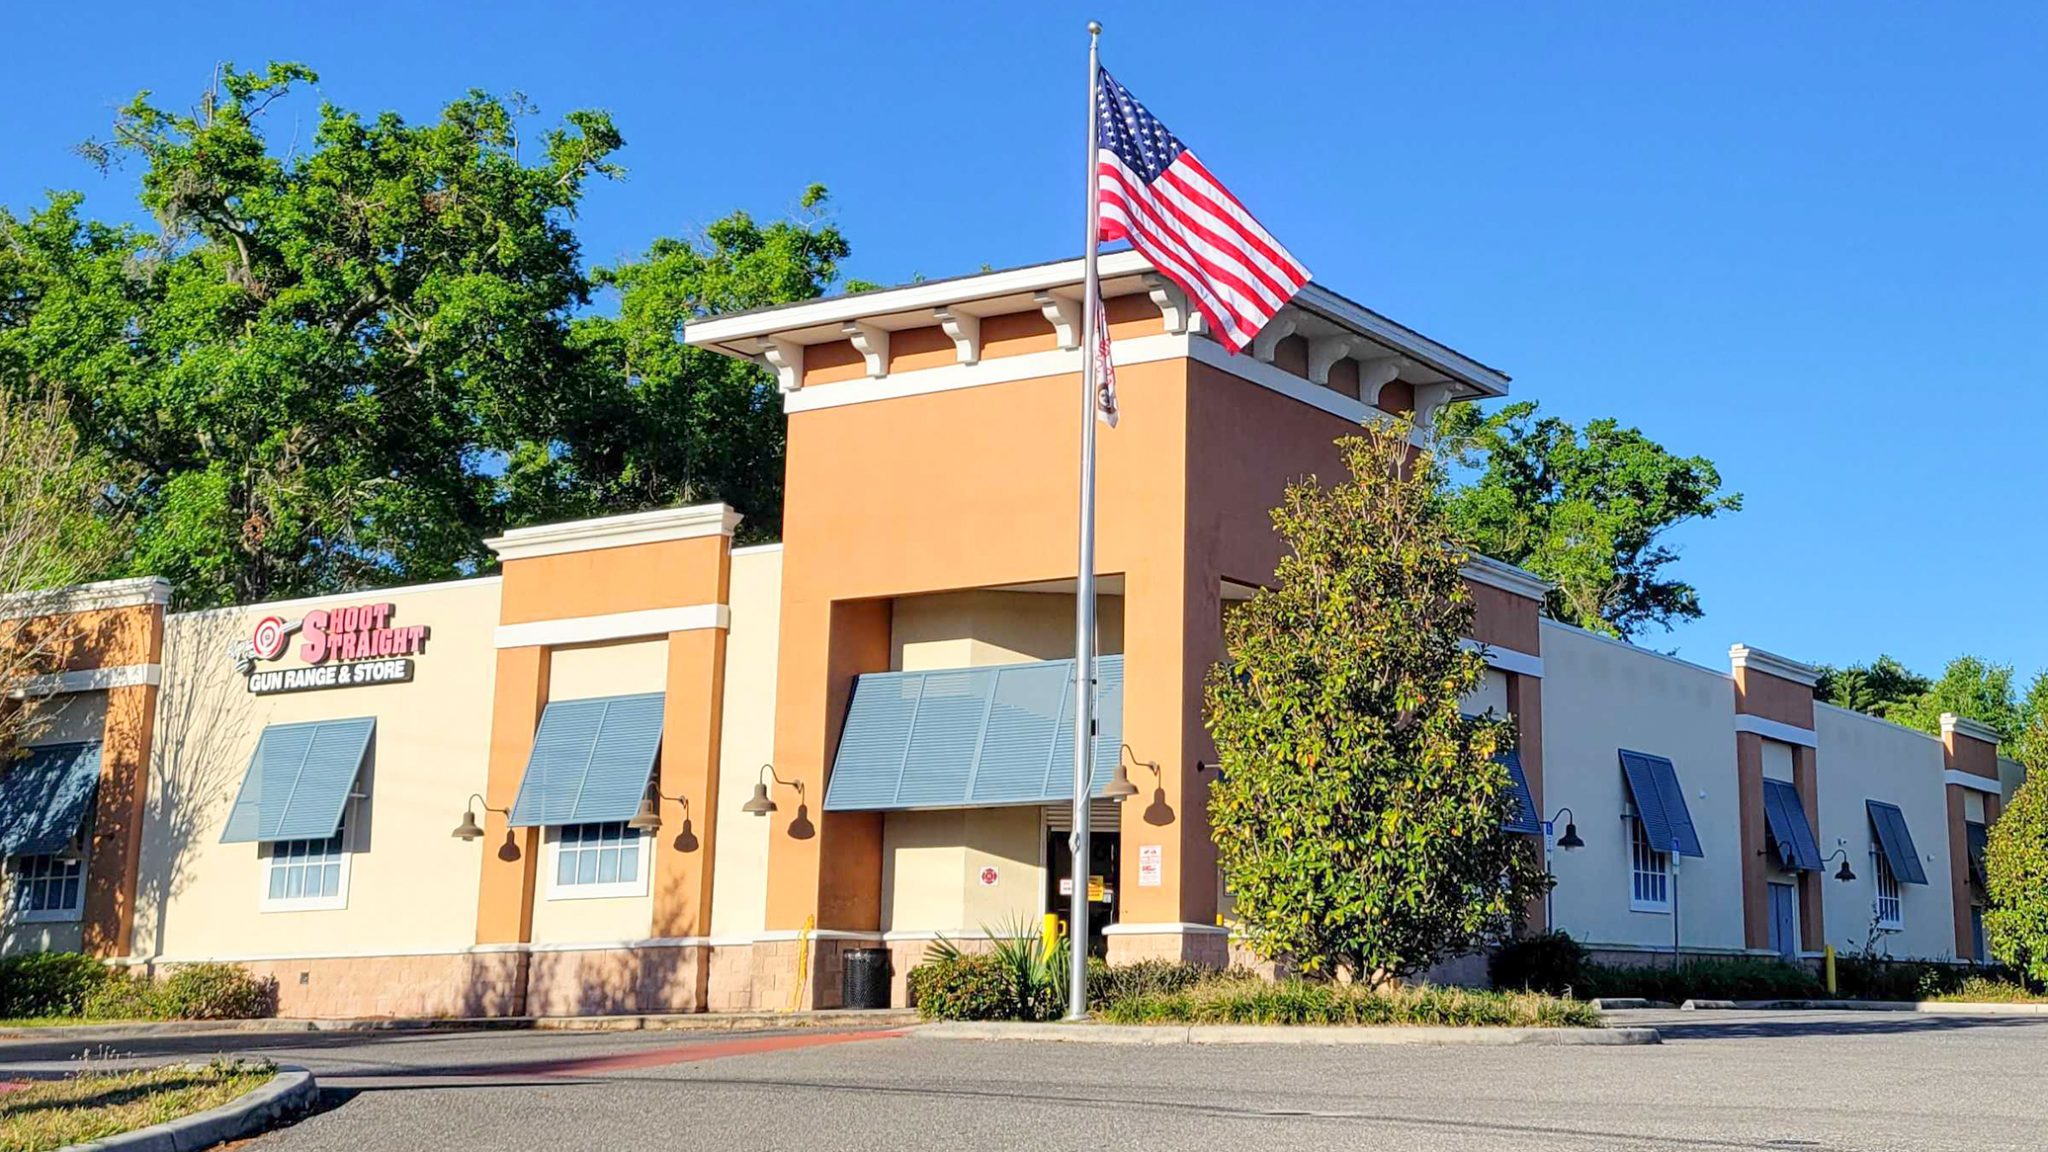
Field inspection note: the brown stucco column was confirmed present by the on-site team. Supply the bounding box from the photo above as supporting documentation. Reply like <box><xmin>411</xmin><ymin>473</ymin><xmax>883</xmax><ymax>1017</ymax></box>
<box><xmin>1729</xmin><ymin>645</ymin><xmax>1821</xmax><ymax>955</ymax></box>
<box><xmin>1509</xmin><ymin>671</ymin><xmax>1546</xmax><ymax>932</ymax></box>
<box><xmin>1942</xmin><ymin>714</ymin><xmax>2002</xmax><ymax>960</ymax></box>
<box><xmin>1793</xmin><ymin>744</ymin><xmax>1824</xmax><ymax>950</ymax></box>
<box><xmin>475</xmin><ymin>645</ymin><xmax>549</xmax><ymax>946</ymax></box>
<box><xmin>651</xmin><ymin>627</ymin><xmax>727</xmax><ymax>942</ymax></box>
<box><xmin>84</xmin><ymin>680</ymin><xmax>158</xmax><ymax>957</ymax></box>
<box><xmin>1735</xmin><ymin>731</ymin><xmax>1770</xmax><ymax>950</ymax></box>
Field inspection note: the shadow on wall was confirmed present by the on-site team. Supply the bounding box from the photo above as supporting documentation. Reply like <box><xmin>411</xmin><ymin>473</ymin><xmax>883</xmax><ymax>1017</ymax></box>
<box><xmin>134</xmin><ymin>611</ymin><xmax>256</xmax><ymax>961</ymax></box>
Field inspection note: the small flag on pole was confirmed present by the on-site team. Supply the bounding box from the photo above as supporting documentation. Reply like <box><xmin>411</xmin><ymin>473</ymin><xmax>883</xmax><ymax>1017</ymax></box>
<box><xmin>1095</xmin><ymin>68</ymin><xmax>1310</xmax><ymax>354</ymax></box>
<box><xmin>1091</xmin><ymin>280</ymin><xmax>1117</xmax><ymax>427</ymax></box>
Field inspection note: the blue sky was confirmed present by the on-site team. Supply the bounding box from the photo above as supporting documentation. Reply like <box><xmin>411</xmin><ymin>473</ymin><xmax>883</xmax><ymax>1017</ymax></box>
<box><xmin>4</xmin><ymin>1</ymin><xmax>2043</xmax><ymax>682</ymax></box>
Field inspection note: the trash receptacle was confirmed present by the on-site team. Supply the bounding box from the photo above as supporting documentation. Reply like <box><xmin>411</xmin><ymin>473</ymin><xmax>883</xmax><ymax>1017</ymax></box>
<box><xmin>843</xmin><ymin>947</ymin><xmax>892</xmax><ymax>1010</ymax></box>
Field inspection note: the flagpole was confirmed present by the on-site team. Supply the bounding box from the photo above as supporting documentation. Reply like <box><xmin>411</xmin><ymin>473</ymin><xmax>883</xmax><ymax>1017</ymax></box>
<box><xmin>1066</xmin><ymin>18</ymin><xmax>1103</xmax><ymax>1022</ymax></box>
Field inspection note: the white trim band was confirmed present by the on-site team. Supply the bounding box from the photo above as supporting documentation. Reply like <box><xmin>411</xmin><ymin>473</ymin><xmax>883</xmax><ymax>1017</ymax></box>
<box><xmin>1100</xmin><ymin>922</ymin><xmax>1230</xmax><ymax>937</ymax></box>
<box><xmin>1944</xmin><ymin>770</ymin><xmax>2003</xmax><ymax>795</ymax></box>
<box><xmin>495</xmin><ymin>604</ymin><xmax>729</xmax><ymax>649</ymax></box>
<box><xmin>1729</xmin><ymin>644</ymin><xmax>1821</xmax><ymax>687</ymax></box>
<box><xmin>1941</xmin><ymin>713</ymin><xmax>2002</xmax><ymax>746</ymax></box>
<box><xmin>486</xmin><ymin>503</ymin><xmax>740</xmax><ymax>562</ymax></box>
<box><xmin>0</xmin><ymin>577</ymin><xmax>171</xmax><ymax>620</ymax></box>
<box><xmin>13</xmin><ymin>663</ymin><xmax>162</xmax><ymax>697</ymax></box>
<box><xmin>751</xmin><ymin>928</ymin><xmax>887</xmax><ymax>943</ymax></box>
<box><xmin>1462</xmin><ymin>555</ymin><xmax>1554</xmax><ymax>601</ymax></box>
<box><xmin>1734</xmin><ymin>713</ymin><xmax>1819</xmax><ymax>749</ymax></box>
<box><xmin>1462</xmin><ymin>639</ymin><xmax>1542</xmax><ymax>679</ymax></box>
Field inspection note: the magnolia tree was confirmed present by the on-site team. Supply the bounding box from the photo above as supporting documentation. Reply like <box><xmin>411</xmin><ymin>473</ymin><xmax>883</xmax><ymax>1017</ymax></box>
<box><xmin>1204</xmin><ymin>418</ymin><xmax>1548</xmax><ymax>984</ymax></box>
<box><xmin>0</xmin><ymin>388</ymin><xmax>127</xmax><ymax>750</ymax></box>
<box><xmin>1985</xmin><ymin>729</ymin><xmax>2048</xmax><ymax>985</ymax></box>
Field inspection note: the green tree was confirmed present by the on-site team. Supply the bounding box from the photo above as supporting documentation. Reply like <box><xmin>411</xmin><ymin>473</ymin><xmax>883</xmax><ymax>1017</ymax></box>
<box><xmin>1985</xmin><ymin>766</ymin><xmax>2048</xmax><ymax>985</ymax></box>
<box><xmin>1813</xmin><ymin>655</ymin><xmax>1933</xmax><ymax>720</ymax></box>
<box><xmin>1882</xmin><ymin>656</ymin><xmax>2021</xmax><ymax>743</ymax></box>
<box><xmin>1437</xmin><ymin>400</ymin><xmax>1742</xmax><ymax>638</ymax></box>
<box><xmin>1</xmin><ymin>63</ymin><xmax>857</xmax><ymax>606</ymax></box>
<box><xmin>1204</xmin><ymin>418</ymin><xmax>1548</xmax><ymax>983</ymax></box>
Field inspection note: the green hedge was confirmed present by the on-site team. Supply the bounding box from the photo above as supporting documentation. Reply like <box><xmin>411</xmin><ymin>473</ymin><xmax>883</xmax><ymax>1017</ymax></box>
<box><xmin>0</xmin><ymin>953</ymin><xmax>110</xmax><ymax>1018</ymax></box>
<box><xmin>1096</xmin><ymin>978</ymin><xmax>1600</xmax><ymax>1028</ymax></box>
<box><xmin>1578</xmin><ymin>957</ymin><xmax>1823</xmax><ymax>1002</ymax></box>
<box><xmin>0</xmin><ymin>956</ymin><xmax>274</xmax><ymax>1022</ymax></box>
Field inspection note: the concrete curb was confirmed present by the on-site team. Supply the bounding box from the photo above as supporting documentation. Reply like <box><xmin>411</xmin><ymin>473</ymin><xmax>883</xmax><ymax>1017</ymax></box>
<box><xmin>1591</xmin><ymin>998</ymin><xmax>1674</xmax><ymax>1011</ymax></box>
<box><xmin>0</xmin><ymin>1009</ymin><xmax>918</xmax><ymax>1045</ymax></box>
<box><xmin>1669</xmin><ymin>998</ymin><xmax>2048</xmax><ymax>1015</ymax></box>
<box><xmin>63</xmin><ymin>1065</ymin><xmax>317</xmax><ymax>1151</ymax></box>
<box><xmin>914</xmin><ymin>1021</ymin><xmax>1661</xmax><ymax>1046</ymax></box>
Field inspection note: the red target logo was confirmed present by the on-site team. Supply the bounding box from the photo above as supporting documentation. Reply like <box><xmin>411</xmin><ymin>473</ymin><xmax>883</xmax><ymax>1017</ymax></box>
<box><xmin>251</xmin><ymin>616</ymin><xmax>292</xmax><ymax>661</ymax></box>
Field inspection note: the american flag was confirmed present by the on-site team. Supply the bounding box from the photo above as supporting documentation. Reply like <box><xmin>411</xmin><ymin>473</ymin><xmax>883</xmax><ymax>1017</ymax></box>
<box><xmin>1095</xmin><ymin>68</ymin><xmax>1310</xmax><ymax>354</ymax></box>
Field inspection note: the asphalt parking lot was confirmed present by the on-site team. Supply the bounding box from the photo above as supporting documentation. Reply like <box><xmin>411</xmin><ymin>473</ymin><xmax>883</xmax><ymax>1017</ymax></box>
<box><xmin>2</xmin><ymin>1010</ymin><xmax>2041</xmax><ymax>1151</ymax></box>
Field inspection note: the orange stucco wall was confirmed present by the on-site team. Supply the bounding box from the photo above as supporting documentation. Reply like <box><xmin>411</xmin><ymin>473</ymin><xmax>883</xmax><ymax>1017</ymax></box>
<box><xmin>1733</xmin><ymin>667</ymin><xmax>1816</xmax><ymax>730</ymax></box>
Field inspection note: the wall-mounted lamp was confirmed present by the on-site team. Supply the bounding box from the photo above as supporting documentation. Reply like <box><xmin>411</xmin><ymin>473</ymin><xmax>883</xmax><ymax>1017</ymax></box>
<box><xmin>451</xmin><ymin>793</ymin><xmax>507</xmax><ymax>841</ymax></box>
<box><xmin>741</xmin><ymin>764</ymin><xmax>803</xmax><ymax>816</ymax></box>
<box><xmin>1103</xmin><ymin>745</ymin><xmax>1146</xmax><ymax>800</ymax></box>
<box><xmin>1548</xmin><ymin>807</ymin><xmax>1585</xmax><ymax>851</ymax></box>
<box><xmin>1821</xmin><ymin>839</ymin><xmax>1857</xmax><ymax>883</ymax></box>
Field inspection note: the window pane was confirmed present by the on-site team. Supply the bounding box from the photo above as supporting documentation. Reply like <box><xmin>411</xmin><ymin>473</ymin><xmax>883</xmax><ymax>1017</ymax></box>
<box><xmin>557</xmin><ymin>851</ymin><xmax>577</xmax><ymax>887</ymax></box>
<box><xmin>269</xmin><ymin>869</ymin><xmax>286</xmax><ymax>899</ymax></box>
<box><xmin>596</xmin><ymin>849</ymin><xmax>619</xmax><ymax>884</ymax></box>
<box><xmin>62</xmin><ymin>877</ymin><xmax>80</xmax><ymax>909</ymax></box>
<box><xmin>576</xmin><ymin>850</ymin><xmax>598</xmax><ymax>885</ymax></box>
<box><xmin>321</xmin><ymin>864</ymin><xmax>341</xmax><ymax>897</ymax></box>
<box><xmin>284</xmin><ymin>868</ymin><xmax>303</xmax><ymax>899</ymax></box>
<box><xmin>619</xmin><ymin>842</ymin><xmax>638</xmax><ymax>884</ymax></box>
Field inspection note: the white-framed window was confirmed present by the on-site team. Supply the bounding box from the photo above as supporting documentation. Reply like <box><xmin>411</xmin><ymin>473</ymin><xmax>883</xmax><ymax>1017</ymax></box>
<box><xmin>261</xmin><ymin>821</ymin><xmax>350</xmax><ymax>913</ymax></box>
<box><xmin>1629</xmin><ymin>816</ymin><xmax>1671</xmax><ymax>912</ymax></box>
<box><xmin>545</xmin><ymin>822</ymin><xmax>649</xmax><ymax>900</ymax></box>
<box><xmin>9</xmin><ymin>853</ymin><xmax>86</xmax><ymax>923</ymax></box>
<box><xmin>1873</xmin><ymin>847</ymin><xmax>1903</xmax><ymax>929</ymax></box>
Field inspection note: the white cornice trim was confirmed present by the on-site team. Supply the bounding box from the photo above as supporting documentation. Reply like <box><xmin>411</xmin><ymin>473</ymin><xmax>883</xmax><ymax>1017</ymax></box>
<box><xmin>1733</xmin><ymin>713</ymin><xmax>1819</xmax><ymax>749</ymax></box>
<box><xmin>1461</xmin><ymin>555</ymin><xmax>1554</xmax><ymax>601</ymax></box>
<box><xmin>751</xmin><ymin>929</ymin><xmax>887</xmax><ymax>943</ymax></box>
<box><xmin>494</xmin><ymin>604</ymin><xmax>729</xmax><ymax>649</ymax></box>
<box><xmin>1944</xmin><ymin>770</ymin><xmax>2002</xmax><ymax>795</ymax></box>
<box><xmin>730</xmin><ymin>543</ymin><xmax>784</xmax><ymax>556</ymax></box>
<box><xmin>13</xmin><ymin>664</ymin><xmax>162</xmax><ymax>698</ymax></box>
<box><xmin>1941</xmin><ymin>713</ymin><xmax>2002</xmax><ymax>747</ymax></box>
<box><xmin>169</xmin><ymin>576</ymin><xmax>502</xmax><ymax>624</ymax></box>
<box><xmin>1100</xmin><ymin>921</ymin><xmax>1230</xmax><ymax>936</ymax></box>
<box><xmin>1461</xmin><ymin>638</ymin><xmax>1543</xmax><ymax>679</ymax></box>
<box><xmin>485</xmin><ymin>504</ymin><xmax>740</xmax><ymax>562</ymax></box>
<box><xmin>0</xmin><ymin>577</ymin><xmax>171</xmax><ymax>621</ymax></box>
<box><xmin>1729</xmin><ymin>644</ymin><xmax>1820</xmax><ymax>687</ymax></box>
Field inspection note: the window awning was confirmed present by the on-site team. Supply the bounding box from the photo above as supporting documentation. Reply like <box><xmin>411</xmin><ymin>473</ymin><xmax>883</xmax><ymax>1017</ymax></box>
<box><xmin>823</xmin><ymin>656</ymin><xmax>1124</xmax><ymax>812</ymax></box>
<box><xmin>1500</xmin><ymin>748</ymin><xmax>1540</xmax><ymax>835</ymax></box>
<box><xmin>220</xmin><ymin>718</ymin><xmax>375</xmax><ymax>844</ymax></box>
<box><xmin>0</xmin><ymin>742</ymin><xmax>103</xmax><ymax>857</ymax></box>
<box><xmin>1761</xmin><ymin>778</ymin><xmax>1823</xmax><ymax>872</ymax></box>
<box><xmin>1619</xmin><ymin>750</ymin><xmax>1704</xmax><ymax>857</ymax></box>
<box><xmin>508</xmin><ymin>693</ymin><xmax>665</xmax><ymax>828</ymax></box>
<box><xmin>1867</xmin><ymin>799</ymin><xmax>1929</xmax><ymax>885</ymax></box>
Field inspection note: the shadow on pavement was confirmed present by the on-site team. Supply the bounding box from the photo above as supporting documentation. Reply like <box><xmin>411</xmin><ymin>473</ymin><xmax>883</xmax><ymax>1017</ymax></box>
<box><xmin>1638</xmin><ymin>1012</ymin><xmax>2048</xmax><ymax>1041</ymax></box>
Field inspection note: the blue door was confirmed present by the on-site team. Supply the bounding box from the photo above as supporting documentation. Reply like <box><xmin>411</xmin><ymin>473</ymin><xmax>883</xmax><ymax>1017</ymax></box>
<box><xmin>1768</xmin><ymin>882</ymin><xmax>1798</xmax><ymax>960</ymax></box>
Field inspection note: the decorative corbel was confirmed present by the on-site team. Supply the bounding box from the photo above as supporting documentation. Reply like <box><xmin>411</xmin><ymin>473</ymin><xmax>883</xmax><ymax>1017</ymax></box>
<box><xmin>1249</xmin><ymin>311</ymin><xmax>1297</xmax><ymax>363</ymax></box>
<box><xmin>1306</xmin><ymin>335</ymin><xmax>1357</xmax><ymax>386</ymax></box>
<box><xmin>934</xmin><ymin>307</ymin><xmax>981</xmax><ymax>366</ymax></box>
<box><xmin>1411</xmin><ymin>381</ymin><xmax>1458</xmax><ymax>433</ymax></box>
<box><xmin>1354</xmin><ymin>357</ymin><xmax>1406</xmax><ymax>407</ymax></box>
<box><xmin>1144</xmin><ymin>274</ymin><xmax>1193</xmax><ymax>336</ymax></box>
<box><xmin>759</xmin><ymin>337</ymin><xmax>804</xmax><ymax>394</ymax></box>
<box><xmin>1033</xmin><ymin>291</ymin><xmax>1082</xmax><ymax>350</ymax></box>
<box><xmin>842</xmin><ymin>321</ymin><xmax>890</xmax><ymax>378</ymax></box>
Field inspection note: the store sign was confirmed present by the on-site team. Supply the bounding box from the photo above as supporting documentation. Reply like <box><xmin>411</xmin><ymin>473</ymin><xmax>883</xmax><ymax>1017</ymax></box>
<box><xmin>238</xmin><ymin>602</ymin><xmax>430</xmax><ymax>696</ymax></box>
<box><xmin>1138</xmin><ymin>844</ymin><xmax>1162</xmax><ymax>888</ymax></box>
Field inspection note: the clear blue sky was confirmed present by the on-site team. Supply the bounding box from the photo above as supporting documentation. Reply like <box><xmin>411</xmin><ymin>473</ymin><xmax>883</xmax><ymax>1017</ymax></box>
<box><xmin>4</xmin><ymin>1</ymin><xmax>2043</xmax><ymax>682</ymax></box>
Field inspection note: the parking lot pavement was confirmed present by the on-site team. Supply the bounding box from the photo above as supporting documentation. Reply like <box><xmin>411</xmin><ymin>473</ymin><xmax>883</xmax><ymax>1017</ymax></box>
<box><xmin>4</xmin><ymin>1011</ymin><xmax>2042</xmax><ymax>1151</ymax></box>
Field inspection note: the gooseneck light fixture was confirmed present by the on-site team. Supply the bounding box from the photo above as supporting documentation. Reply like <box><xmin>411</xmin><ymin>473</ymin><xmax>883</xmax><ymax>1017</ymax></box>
<box><xmin>1103</xmin><ymin>745</ymin><xmax>1146</xmax><ymax>800</ymax></box>
<box><xmin>1548</xmin><ymin>807</ymin><xmax>1586</xmax><ymax>851</ymax></box>
<box><xmin>451</xmin><ymin>793</ymin><xmax>508</xmax><ymax>841</ymax></box>
<box><xmin>1820</xmin><ymin>839</ymin><xmax>1857</xmax><ymax>883</ymax></box>
<box><xmin>741</xmin><ymin>764</ymin><xmax>803</xmax><ymax>817</ymax></box>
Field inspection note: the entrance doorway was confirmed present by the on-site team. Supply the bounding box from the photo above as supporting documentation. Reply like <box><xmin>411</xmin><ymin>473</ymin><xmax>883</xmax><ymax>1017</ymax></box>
<box><xmin>1767</xmin><ymin>881</ymin><xmax>1798</xmax><ymax>960</ymax></box>
<box><xmin>1046</xmin><ymin>826</ymin><xmax>1120</xmax><ymax>958</ymax></box>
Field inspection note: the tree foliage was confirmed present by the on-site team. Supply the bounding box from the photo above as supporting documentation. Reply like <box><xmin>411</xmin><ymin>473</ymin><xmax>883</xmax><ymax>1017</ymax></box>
<box><xmin>1813</xmin><ymin>655</ymin><xmax>1932</xmax><ymax>720</ymax></box>
<box><xmin>1</xmin><ymin>63</ymin><xmax>856</xmax><ymax>606</ymax></box>
<box><xmin>1204</xmin><ymin>419</ymin><xmax>1548</xmax><ymax>983</ymax></box>
<box><xmin>1985</xmin><ymin>766</ymin><xmax>2048</xmax><ymax>985</ymax></box>
<box><xmin>1821</xmin><ymin>653</ymin><xmax>2041</xmax><ymax>746</ymax></box>
<box><xmin>1437</xmin><ymin>400</ymin><xmax>1742</xmax><ymax>638</ymax></box>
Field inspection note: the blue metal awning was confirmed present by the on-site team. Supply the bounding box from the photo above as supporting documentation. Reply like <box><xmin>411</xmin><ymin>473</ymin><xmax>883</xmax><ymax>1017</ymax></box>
<box><xmin>1619</xmin><ymin>749</ymin><xmax>1704</xmax><ymax>857</ymax></box>
<box><xmin>508</xmin><ymin>694</ymin><xmax>665</xmax><ymax>828</ymax></box>
<box><xmin>0</xmin><ymin>742</ymin><xmax>103</xmax><ymax>857</ymax></box>
<box><xmin>823</xmin><ymin>656</ymin><xmax>1124</xmax><ymax>812</ymax></box>
<box><xmin>1867</xmin><ymin>799</ymin><xmax>1929</xmax><ymax>885</ymax></box>
<box><xmin>1761</xmin><ymin>778</ymin><xmax>1823</xmax><ymax>872</ymax></box>
<box><xmin>1500</xmin><ymin>748</ymin><xmax>1540</xmax><ymax>835</ymax></box>
<box><xmin>220</xmin><ymin>719</ymin><xmax>376</xmax><ymax>844</ymax></box>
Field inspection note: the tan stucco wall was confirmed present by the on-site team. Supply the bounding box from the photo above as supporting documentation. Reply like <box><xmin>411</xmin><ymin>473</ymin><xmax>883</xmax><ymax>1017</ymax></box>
<box><xmin>892</xmin><ymin>591</ymin><xmax>1125</xmax><ymax>672</ymax></box>
<box><xmin>1462</xmin><ymin>668</ymin><xmax>1510</xmax><ymax>718</ymax></box>
<box><xmin>545</xmin><ymin>638</ymin><xmax>670</xmax><ymax>702</ymax></box>
<box><xmin>880</xmin><ymin>806</ymin><xmax>1041</xmax><ymax>935</ymax></box>
<box><xmin>132</xmin><ymin>578</ymin><xmax>501</xmax><ymax>963</ymax></box>
<box><xmin>1762</xmin><ymin>739</ymin><xmax>1795</xmax><ymax>783</ymax></box>
<box><xmin>706</xmin><ymin>547</ymin><xmax>782</xmax><ymax>941</ymax></box>
<box><xmin>1814</xmin><ymin>703</ymin><xmax>1955</xmax><ymax>960</ymax></box>
<box><xmin>1539</xmin><ymin>621</ymin><xmax>1747</xmax><ymax>954</ymax></box>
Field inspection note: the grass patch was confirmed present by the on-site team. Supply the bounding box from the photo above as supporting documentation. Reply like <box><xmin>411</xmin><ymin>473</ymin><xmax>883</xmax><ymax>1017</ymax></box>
<box><xmin>1927</xmin><ymin>977</ymin><xmax>2048</xmax><ymax>1004</ymax></box>
<box><xmin>1094</xmin><ymin>977</ymin><xmax>1602</xmax><ymax>1028</ymax></box>
<box><xmin>0</xmin><ymin>1060</ymin><xmax>272</xmax><ymax>1152</ymax></box>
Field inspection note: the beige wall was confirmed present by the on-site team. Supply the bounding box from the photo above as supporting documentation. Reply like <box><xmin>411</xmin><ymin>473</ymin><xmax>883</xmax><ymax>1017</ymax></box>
<box><xmin>132</xmin><ymin>578</ymin><xmax>500</xmax><ymax>963</ymax></box>
<box><xmin>1463</xmin><ymin>668</ymin><xmax>1510</xmax><ymax>718</ymax></box>
<box><xmin>1540</xmin><ymin>621</ymin><xmax>1747</xmax><ymax>953</ymax></box>
<box><xmin>546</xmin><ymin>638</ymin><xmax>669</xmax><ymax>702</ymax></box>
<box><xmin>1762</xmin><ymin>740</ymin><xmax>1795</xmax><ymax>783</ymax></box>
<box><xmin>707</xmin><ymin>547</ymin><xmax>783</xmax><ymax>941</ymax></box>
<box><xmin>893</xmin><ymin>591</ymin><xmax>1124</xmax><ymax>672</ymax></box>
<box><xmin>1814</xmin><ymin>703</ymin><xmax>1955</xmax><ymax>960</ymax></box>
<box><xmin>880</xmin><ymin>806</ymin><xmax>1042</xmax><ymax>935</ymax></box>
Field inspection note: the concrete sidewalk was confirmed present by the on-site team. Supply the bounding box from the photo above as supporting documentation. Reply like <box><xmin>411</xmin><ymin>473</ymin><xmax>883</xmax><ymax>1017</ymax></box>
<box><xmin>915</xmin><ymin>1021</ymin><xmax>1660</xmax><ymax>1046</ymax></box>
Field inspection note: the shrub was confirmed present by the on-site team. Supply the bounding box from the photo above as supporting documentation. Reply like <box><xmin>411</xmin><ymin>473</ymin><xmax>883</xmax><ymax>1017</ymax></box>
<box><xmin>1985</xmin><ymin>766</ymin><xmax>2048</xmax><ymax>984</ymax></box>
<box><xmin>0</xmin><ymin>952</ymin><xmax>110</xmax><ymax>1018</ymax></box>
<box><xmin>1833</xmin><ymin>957</ymin><xmax>1983</xmax><ymax>1001</ymax></box>
<box><xmin>1578</xmin><ymin>957</ymin><xmax>1822</xmax><ymax>1003</ymax></box>
<box><xmin>908</xmin><ymin>953</ymin><xmax>1028</xmax><ymax>1021</ymax></box>
<box><xmin>1929</xmin><ymin>976</ymin><xmax>2048</xmax><ymax>1004</ymax></box>
<box><xmin>156</xmin><ymin>963</ymin><xmax>274</xmax><ymax>1020</ymax></box>
<box><xmin>1086</xmin><ymin>958</ymin><xmax>1222</xmax><ymax>1007</ymax></box>
<box><xmin>1487</xmin><ymin>932</ymin><xmax>1587</xmax><ymax>995</ymax></box>
<box><xmin>81</xmin><ymin>972</ymin><xmax>167</xmax><ymax>1020</ymax></box>
<box><xmin>1094</xmin><ymin>976</ymin><xmax>1599</xmax><ymax>1028</ymax></box>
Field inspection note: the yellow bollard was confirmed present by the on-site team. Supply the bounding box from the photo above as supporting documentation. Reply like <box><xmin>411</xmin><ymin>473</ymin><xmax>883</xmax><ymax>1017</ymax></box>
<box><xmin>1042</xmin><ymin>912</ymin><xmax>1060</xmax><ymax>962</ymax></box>
<box><xmin>1825</xmin><ymin>945</ymin><xmax>1837</xmax><ymax>996</ymax></box>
